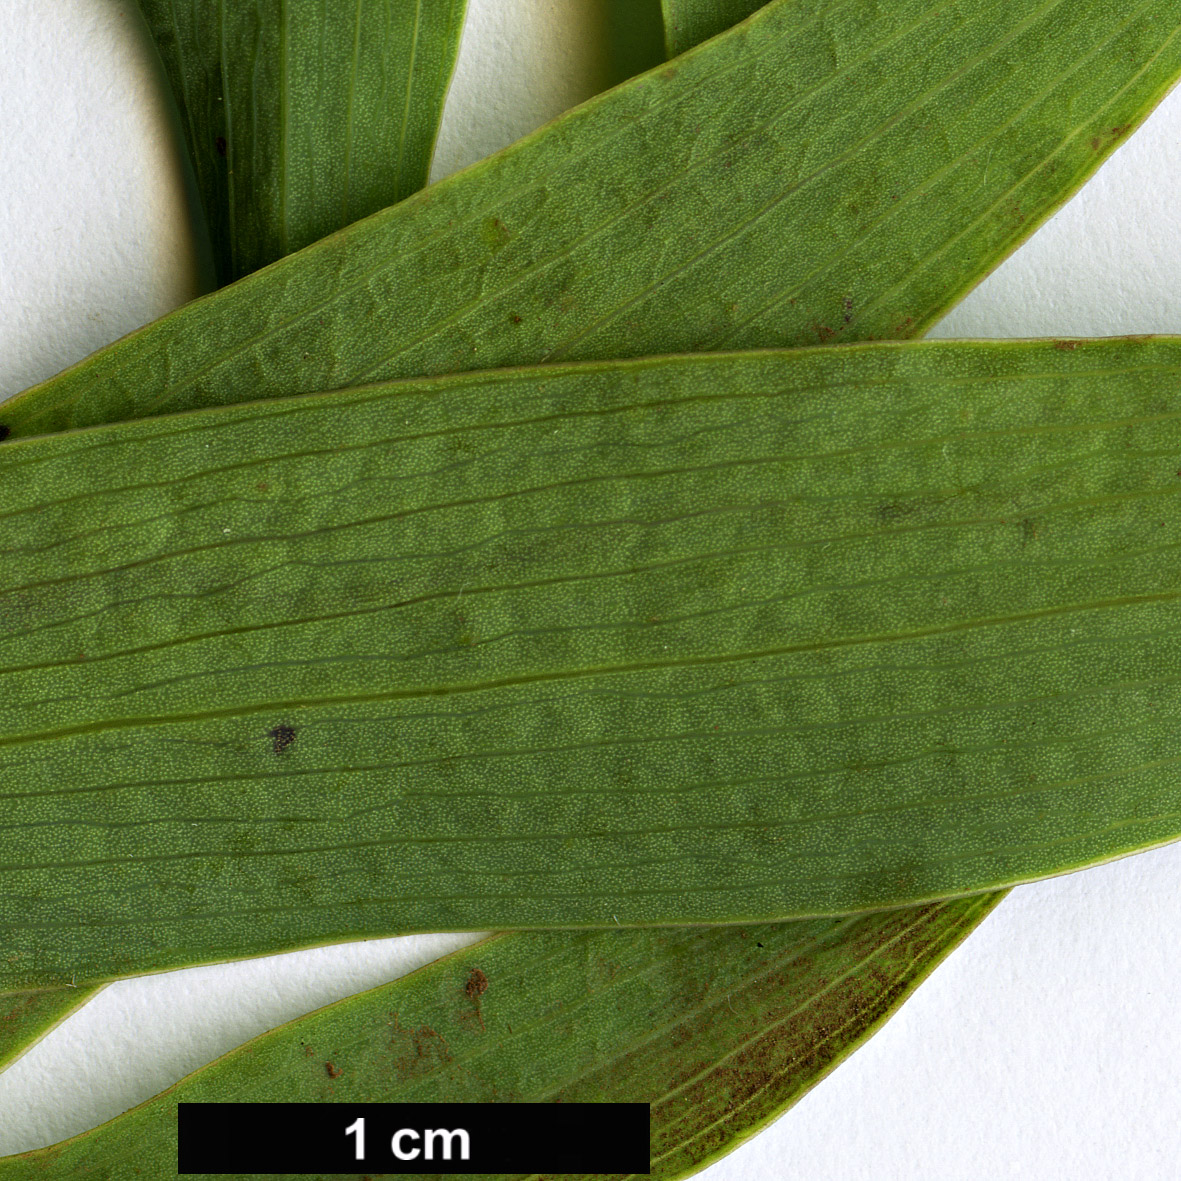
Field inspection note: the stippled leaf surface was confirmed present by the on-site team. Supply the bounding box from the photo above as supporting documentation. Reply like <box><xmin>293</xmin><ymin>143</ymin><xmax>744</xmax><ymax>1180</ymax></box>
<box><xmin>0</xmin><ymin>0</ymin><xmax>471</xmax><ymax>1085</ymax></box>
<box><xmin>0</xmin><ymin>0</ymin><xmax>1025</xmax><ymax>1141</ymax></box>
<box><xmin>0</xmin><ymin>988</ymin><xmax>101</xmax><ymax>1074</ymax></box>
<box><xmin>2</xmin><ymin>339</ymin><xmax>1179</xmax><ymax>990</ymax></box>
<box><xmin>135</xmin><ymin>0</ymin><xmax>469</xmax><ymax>284</ymax></box>
<box><xmin>661</xmin><ymin>0</ymin><xmax>768</xmax><ymax>58</ymax></box>
<box><xmin>0</xmin><ymin>896</ymin><xmax>997</xmax><ymax>1181</ymax></box>
<box><xmin>6</xmin><ymin>0</ymin><xmax>1181</xmax><ymax>435</ymax></box>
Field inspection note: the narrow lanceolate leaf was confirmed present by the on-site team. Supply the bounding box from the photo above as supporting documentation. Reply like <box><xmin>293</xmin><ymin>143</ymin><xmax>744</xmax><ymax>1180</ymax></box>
<box><xmin>6</xmin><ymin>0</ymin><xmax>1181</xmax><ymax>435</ymax></box>
<box><xmin>2</xmin><ymin>339</ymin><xmax>1180</xmax><ymax>990</ymax></box>
<box><xmin>0</xmin><ymin>988</ymin><xmax>101</xmax><ymax>1074</ymax></box>
<box><xmin>135</xmin><ymin>0</ymin><xmax>469</xmax><ymax>283</ymax></box>
<box><xmin>662</xmin><ymin>0</ymin><xmax>769</xmax><ymax>58</ymax></box>
<box><xmin>0</xmin><ymin>896</ymin><xmax>998</xmax><ymax>1181</ymax></box>
<box><xmin>0</xmin><ymin>0</ymin><xmax>472</xmax><ymax>1087</ymax></box>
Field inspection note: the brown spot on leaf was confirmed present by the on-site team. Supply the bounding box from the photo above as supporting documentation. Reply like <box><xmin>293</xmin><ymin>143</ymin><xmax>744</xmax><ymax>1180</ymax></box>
<box><xmin>268</xmin><ymin>724</ymin><xmax>297</xmax><ymax>754</ymax></box>
<box><xmin>325</xmin><ymin>1061</ymin><xmax>341</xmax><ymax>1079</ymax></box>
<box><xmin>1053</xmin><ymin>340</ymin><xmax>1078</xmax><ymax>350</ymax></box>
<box><xmin>465</xmin><ymin>968</ymin><xmax>489</xmax><ymax>1030</ymax></box>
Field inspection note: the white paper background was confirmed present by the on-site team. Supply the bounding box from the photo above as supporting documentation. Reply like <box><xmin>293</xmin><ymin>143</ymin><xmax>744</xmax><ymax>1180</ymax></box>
<box><xmin>2</xmin><ymin>2</ymin><xmax>1181</xmax><ymax>1178</ymax></box>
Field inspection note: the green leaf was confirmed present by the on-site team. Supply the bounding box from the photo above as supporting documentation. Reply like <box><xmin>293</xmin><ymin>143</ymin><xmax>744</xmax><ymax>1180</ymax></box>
<box><xmin>0</xmin><ymin>0</ymin><xmax>472</xmax><ymax>1083</ymax></box>
<box><xmin>661</xmin><ymin>0</ymin><xmax>768</xmax><ymax>58</ymax></box>
<box><xmin>135</xmin><ymin>0</ymin><xmax>469</xmax><ymax>284</ymax></box>
<box><xmin>0</xmin><ymin>988</ymin><xmax>101</xmax><ymax>1074</ymax></box>
<box><xmin>605</xmin><ymin>0</ymin><xmax>668</xmax><ymax>87</ymax></box>
<box><xmin>0</xmin><ymin>895</ymin><xmax>998</xmax><ymax>1180</ymax></box>
<box><xmin>6</xmin><ymin>0</ymin><xmax>1180</xmax><ymax>436</ymax></box>
<box><xmin>1</xmin><ymin>338</ymin><xmax>1177</xmax><ymax>991</ymax></box>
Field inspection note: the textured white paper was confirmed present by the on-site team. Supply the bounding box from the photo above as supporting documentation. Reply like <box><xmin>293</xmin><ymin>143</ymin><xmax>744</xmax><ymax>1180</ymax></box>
<box><xmin>2</xmin><ymin>2</ymin><xmax>1181</xmax><ymax>1178</ymax></box>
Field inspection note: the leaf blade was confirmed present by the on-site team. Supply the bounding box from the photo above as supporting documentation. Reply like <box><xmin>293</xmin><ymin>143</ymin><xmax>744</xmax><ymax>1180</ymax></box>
<box><xmin>134</xmin><ymin>0</ymin><xmax>469</xmax><ymax>282</ymax></box>
<box><xmin>0</xmin><ymin>895</ymin><xmax>999</xmax><ymax>1180</ymax></box>
<box><xmin>0</xmin><ymin>988</ymin><xmax>101</xmax><ymax>1075</ymax></box>
<box><xmin>6</xmin><ymin>0</ymin><xmax>1181</xmax><ymax>434</ymax></box>
<box><xmin>0</xmin><ymin>339</ymin><xmax>1176</xmax><ymax>988</ymax></box>
<box><xmin>661</xmin><ymin>0</ymin><xmax>768</xmax><ymax>58</ymax></box>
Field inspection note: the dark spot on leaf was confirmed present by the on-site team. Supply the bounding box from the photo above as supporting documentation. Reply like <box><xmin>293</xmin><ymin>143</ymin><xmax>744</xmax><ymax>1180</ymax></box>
<box><xmin>465</xmin><ymin>968</ymin><xmax>488</xmax><ymax>1001</ymax></box>
<box><xmin>0</xmin><ymin>426</ymin><xmax>9</xmax><ymax>442</ymax></box>
<box><xmin>464</xmin><ymin>967</ymin><xmax>489</xmax><ymax>1030</ymax></box>
<box><xmin>215</xmin><ymin>136</ymin><xmax>228</xmax><ymax>157</ymax></box>
<box><xmin>1053</xmin><ymin>340</ymin><xmax>1078</xmax><ymax>350</ymax></box>
<box><xmin>878</xmin><ymin>502</ymin><xmax>914</xmax><ymax>523</ymax></box>
<box><xmin>325</xmin><ymin>1061</ymin><xmax>341</xmax><ymax>1078</ymax></box>
<box><xmin>268</xmin><ymin>724</ymin><xmax>297</xmax><ymax>754</ymax></box>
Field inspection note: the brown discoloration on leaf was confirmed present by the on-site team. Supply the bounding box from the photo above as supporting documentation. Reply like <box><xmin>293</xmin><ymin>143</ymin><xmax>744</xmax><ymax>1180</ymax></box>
<box><xmin>1053</xmin><ymin>340</ymin><xmax>1079</xmax><ymax>350</ymax></box>
<box><xmin>537</xmin><ymin>904</ymin><xmax>987</xmax><ymax>1173</ymax></box>
<box><xmin>325</xmin><ymin>1060</ymin><xmax>342</xmax><ymax>1079</ymax></box>
<box><xmin>465</xmin><ymin>968</ymin><xmax>488</xmax><ymax>1001</ymax></box>
<box><xmin>1092</xmin><ymin>123</ymin><xmax>1132</xmax><ymax>151</ymax></box>
<box><xmin>383</xmin><ymin>1013</ymin><xmax>454</xmax><ymax>1082</ymax></box>
<box><xmin>268</xmin><ymin>724</ymin><xmax>297</xmax><ymax>754</ymax></box>
<box><xmin>464</xmin><ymin>967</ymin><xmax>489</xmax><ymax>1030</ymax></box>
<box><xmin>2</xmin><ymin>994</ymin><xmax>35</xmax><ymax>1024</ymax></box>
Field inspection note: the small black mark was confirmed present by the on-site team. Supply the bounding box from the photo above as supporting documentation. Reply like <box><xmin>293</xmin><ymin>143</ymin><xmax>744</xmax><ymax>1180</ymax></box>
<box><xmin>0</xmin><ymin>426</ymin><xmax>9</xmax><ymax>443</ymax></box>
<box><xmin>215</xmin><ymin>135</ymin><xmax>228</xmax><ymax>158</ymax></box>
<box><xmin>268</xmin><ymin>724</ymin><xmax>297</xmax><ymax>754</ymax></box>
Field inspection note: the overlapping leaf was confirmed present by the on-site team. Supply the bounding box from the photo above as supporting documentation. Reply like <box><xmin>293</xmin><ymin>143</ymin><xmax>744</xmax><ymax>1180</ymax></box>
<box><xmin>0</xmin><ymin>895</ymin><xmax>997</xmax><ymax>1180</ymax></box>
<box><xmin>4</xmin><ymin>0</ymin><xmax>1176</xmax><ymax>1166</ymax></box>
<box><xmin>135</xmin><ymin>0</ymin><xmax>469</xmax><ymax>282</ymax></box>
<box><xmin>661</xmin><ymin>0</ymin><xmax>768</xmax><ymax>58</ymax></box>
<box><xmin>3</xmin><ymin>340</ymin><xmax>1180</xmax><ymax>992</ymax></box>
<box><xmin>0</xmin><ymin>0</ymin><xmax>473</xmax><ymax>1085</ymax></box>
<box><xmin>0</xmin><ymin>987</ymin><xmax>100</xmax><ymax>1075</ymax></box>
<box><xmin>5</xmin><ymin>0</ymin><xmax>1179</xmax><ymax>435</ymax></box>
